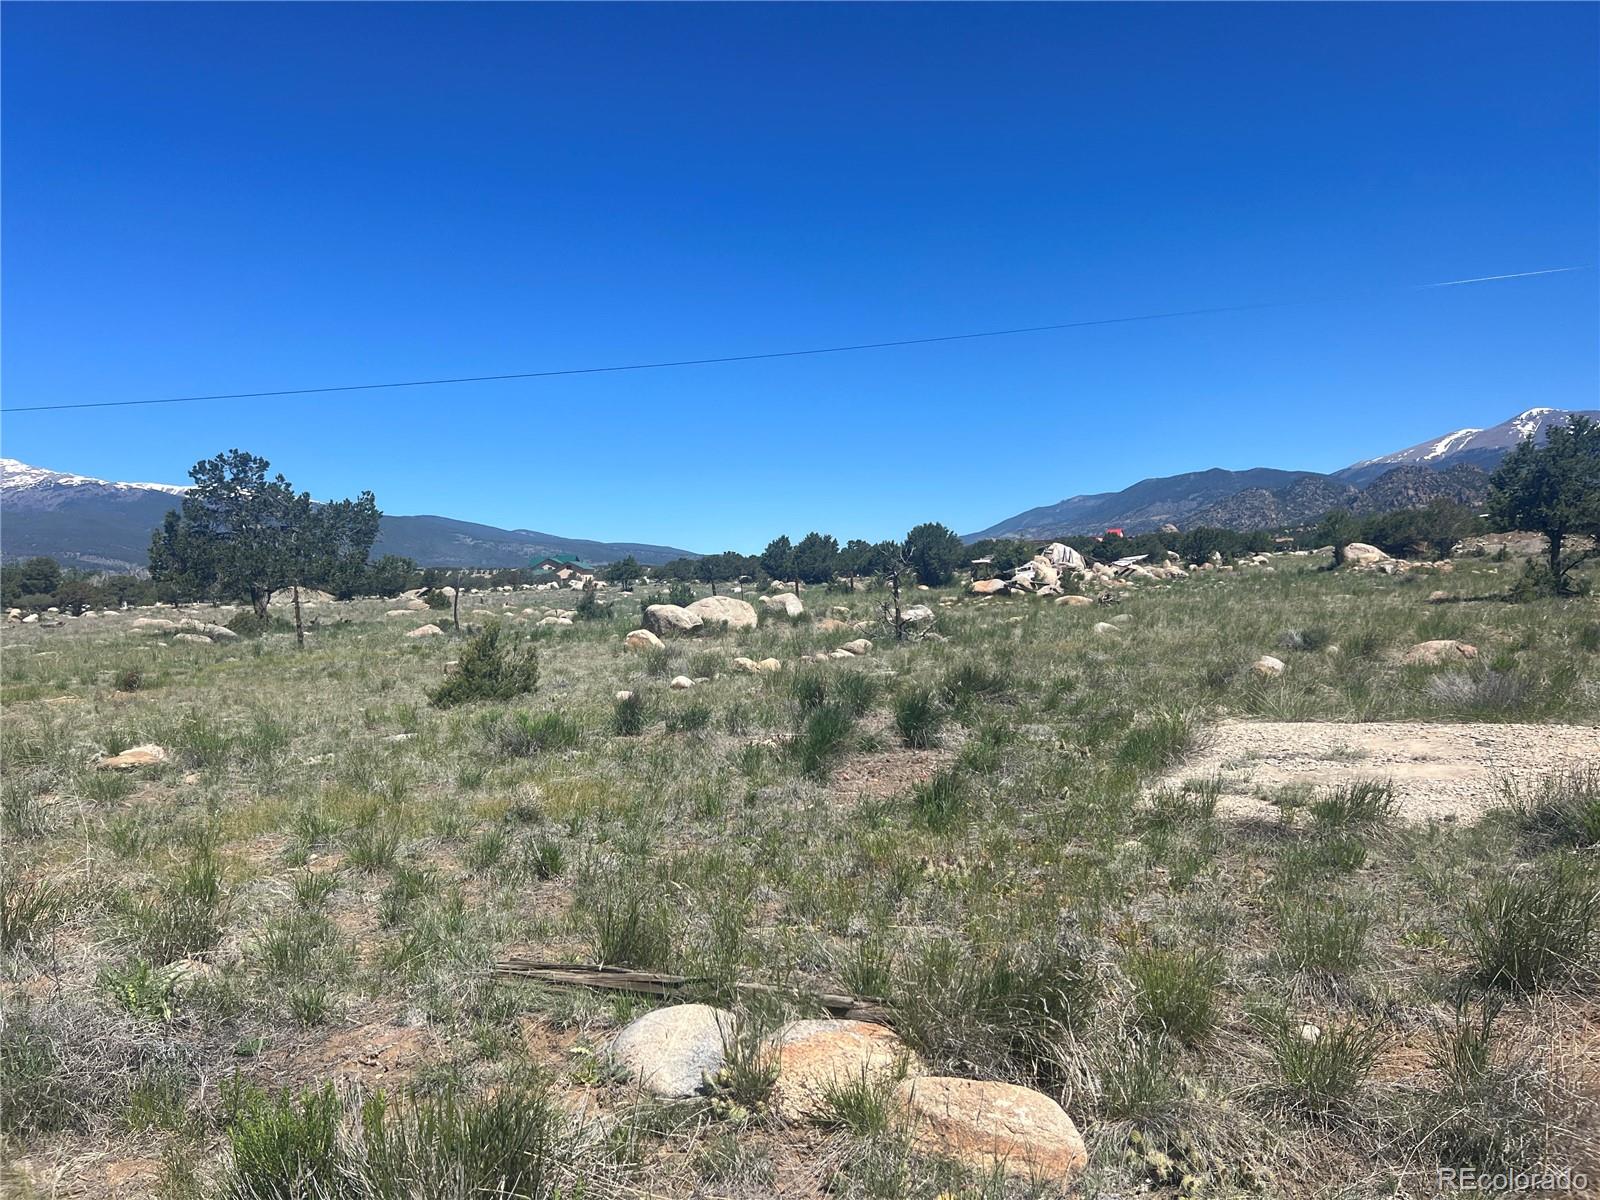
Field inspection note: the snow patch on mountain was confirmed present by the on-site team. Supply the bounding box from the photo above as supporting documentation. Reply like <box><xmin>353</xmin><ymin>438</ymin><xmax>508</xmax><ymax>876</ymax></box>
<box><xmin>1508</xmin><ymin>408</ymin><xmax>1557</xmax><ymax>441</ymax></box>
<box><xmin>1</xmin><ymin>458</ymin><xmax>188</xmax><ymax>497</ymax></box>
<box><xmin>1421</xmin><ymin>428</ymin><xmax>1482</xmax><ymax>461</ymax></box>
<box><xmin>1345</xmin><ymin>427</ymin><xmax>1481</xmax><ymax>471</ymax></box>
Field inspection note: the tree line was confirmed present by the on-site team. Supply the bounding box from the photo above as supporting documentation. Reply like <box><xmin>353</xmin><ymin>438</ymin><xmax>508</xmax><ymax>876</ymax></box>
<box><xmin>613</xmin><ymin>523</ymin><xmax>969</xmax><ymax>595</ymax></box>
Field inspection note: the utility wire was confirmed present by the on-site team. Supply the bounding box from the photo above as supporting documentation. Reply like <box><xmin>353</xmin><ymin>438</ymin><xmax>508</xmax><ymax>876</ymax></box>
<box><xmin>3</xmin><ymin>265</ymin><xmax>1585</xmax><ymax>415</ymax></box>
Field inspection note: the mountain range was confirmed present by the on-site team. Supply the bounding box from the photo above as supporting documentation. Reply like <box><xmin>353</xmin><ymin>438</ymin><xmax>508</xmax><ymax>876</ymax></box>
<box><xmin>966</xmin><ymin>407</ymin><xmax>1594</xmax><ymax>541</ymax></box>
<box><xmin>2</xmin><ymin>407</ymin><xmax>1591</xmax><ymax>570</ymax></box>
<box><xmin>0</xmin><ymin>458</ymin><xmax>698</xmax><ymax>571</ymax></box>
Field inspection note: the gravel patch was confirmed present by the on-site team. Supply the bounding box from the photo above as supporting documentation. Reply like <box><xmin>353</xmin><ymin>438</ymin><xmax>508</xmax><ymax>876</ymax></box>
<box><xmin>1164</xmin><ymin>720</ymin><xmax>1600</xmax><ymax>824</ymax></box>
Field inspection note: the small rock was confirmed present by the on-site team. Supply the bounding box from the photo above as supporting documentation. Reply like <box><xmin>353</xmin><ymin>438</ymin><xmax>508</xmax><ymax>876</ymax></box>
<box><xmin>670</xmin><ymin>675</ymin><xmax>694</xmax><ymax>690</ymax></box>
<box><xmin>173</xmin><ymin>633</ymin><xmax>213</xmax><ymax>645</ymax></box>
<box><xmin>406</xmin><ymin>624</ymin><xmax>444</xmax><ymax>639</ymax></box>
<box><xmin>1299</xmin><ymin>1023</ymin><xmax>1322</xmax><ymax>1044</ymax></box>
<box><xmin>1092</xmin><ymin>622</ymin><xmax>1119</xmax><ymax>636</ymax></box>
<box><xmin>731</xmin><ymin>656</ymin><xmax>761</xmax><ymax>673</ymax></box>
<box><xmin>1401</xmin><ymin>639</ymin><xmax>1478</xmax><ymax>666</ymax></box>
<box><xmin>756</xmin><ymin>658</ymin><xmax>784</xmax><ymax>673</ymax></box>
<box><xmin>1252</xmin><ymin>655</ymin><xmax>1286</xmax><ymax>677</ymax></box>
<box><xmin>840</xmin><ymin>639</ymin><xmax>872</xmax><ymax>656</ymax></box>
<box><xmin>625</xmin><ymin>628</ymin><xmax>665</xmax><ymax>652</ymax></box>
<box><xmin>98</xmin><ymin>744</ymin><xmax>168</xmax><ymax>770</ymax></box>
<box><xmin>607</xmin><ymin>1004</ymin><xmax>737</xmax><ymax>1098</ymax></box>
<box><xmin>1055</xmin><ymin>595</ymin><xmax>1093</xmax><ymax>607</ymax></box>
<box><xmin>616</xmin><ymin>690</ymin><xmax>634</xmax><ymax>701</ymax></box>
<box><xmin>179</xmin><ymin>620</ymin><xmax>238</xmax><ymax>640</ymax></box>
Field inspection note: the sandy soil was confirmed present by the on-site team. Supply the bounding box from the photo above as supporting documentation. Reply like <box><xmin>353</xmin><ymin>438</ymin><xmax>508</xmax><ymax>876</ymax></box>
<box><xmin>1163</xmin><ymin>719</ymin><xmax>1600</xmax><ymax>823</ymax></box>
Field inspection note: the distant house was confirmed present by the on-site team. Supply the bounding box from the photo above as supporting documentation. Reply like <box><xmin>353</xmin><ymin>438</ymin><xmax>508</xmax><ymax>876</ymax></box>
<box><xmin>530</xmin><ymin>554</ymin><xmax>598</xmax><ymax>576</ymax></box>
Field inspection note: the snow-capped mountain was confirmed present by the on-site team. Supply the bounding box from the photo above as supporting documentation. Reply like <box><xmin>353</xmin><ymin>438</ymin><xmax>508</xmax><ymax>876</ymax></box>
<box><xmin>969</xmin><ymin>406</ymin><xmax>1595</xmax><ymax>539</ymax></box>
<box><xmin>1333</xmin><ymin>408</ymin><xmax>1597</xmax><ymax>487</ymax></box>
<box><xmin>1</xmin><ymin>457</ymin><xmax>188</xmax><ymax>511</ymax></box>
<box><xmin>0</xmin><ymin>456</ymin><xmax>697</xmax><ymax>571</ymax></box>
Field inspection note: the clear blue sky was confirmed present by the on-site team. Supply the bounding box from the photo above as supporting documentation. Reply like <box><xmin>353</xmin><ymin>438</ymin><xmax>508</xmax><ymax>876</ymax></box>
<box><xmin>3</xmin><ymin>3</ymin><xmax>1595</xmax><ymax>551</ymax></box>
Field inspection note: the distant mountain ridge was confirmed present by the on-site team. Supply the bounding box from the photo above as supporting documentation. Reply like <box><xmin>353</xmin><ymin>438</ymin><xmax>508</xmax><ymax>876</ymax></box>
<box><xmin>1332</xmin><ymin>407</ymin><xmax>1587</xmax><ymax>487</ymax></box>
<box><xmin>0</xmin><ymin>458</ymin><xmax>698</xmax><ymax>571</ymax></box>
<box><xmin>967</xmin><ymin>407</ymin><xmax>1595</xmax><ymax>540</ymax></box>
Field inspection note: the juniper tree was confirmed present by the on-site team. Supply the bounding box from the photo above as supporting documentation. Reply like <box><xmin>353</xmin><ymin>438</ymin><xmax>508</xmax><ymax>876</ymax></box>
<box><xmin>149</xmin><ymin>450</ymin><xmax>380</xmax><ymax>637</ymax></box>
<box><xmin>904</xmin><ymin>522</ymin><xmax>963</xmax><ymax>586</ymax></box>
<box><xmin>1489</xmin><ymin>414</ymin><xmax>1600</xmax><ymax>595</ymax></box>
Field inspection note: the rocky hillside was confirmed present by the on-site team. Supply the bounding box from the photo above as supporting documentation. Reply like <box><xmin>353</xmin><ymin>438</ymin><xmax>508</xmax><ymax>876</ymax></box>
<box><xmin>1353</xmin><ymin>463</ymin><xmax>1489</xmax><ymax>514</ymax></box>
<box><xmin>1185</xmin><ymin>463</ymin><xmax>1491</xmax><ymax>530</ymax></box>
<box><xmin>966</xmin><ymin>467</ymin><xmax>1320</xmax><ymax>541</ymax></box>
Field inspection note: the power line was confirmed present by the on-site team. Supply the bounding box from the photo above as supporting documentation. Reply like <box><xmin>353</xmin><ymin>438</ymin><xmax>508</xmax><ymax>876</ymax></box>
<box><xmin>3</xmin><ymin>265</ymin><xmax>1585</xmax><ymax>415</ymax></box>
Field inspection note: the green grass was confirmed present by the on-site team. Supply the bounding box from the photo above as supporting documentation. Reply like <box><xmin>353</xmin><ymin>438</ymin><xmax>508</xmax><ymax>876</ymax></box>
<box><xmin>1461</xmin><ymin>853</ymin><xmax>1598</xmax><ymax>990</ymax></box>
<box><xmin>1125</xmin><ymin>945</ymin><xmax>1222</xmax><ymax>1044</ymax></box>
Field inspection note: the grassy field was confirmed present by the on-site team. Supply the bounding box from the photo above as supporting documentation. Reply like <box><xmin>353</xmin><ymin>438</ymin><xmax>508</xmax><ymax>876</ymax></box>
<box><xmin>2</xmin><ymin>553</ymin><xmax>1598</xmax><ymax>1199</ymax></box>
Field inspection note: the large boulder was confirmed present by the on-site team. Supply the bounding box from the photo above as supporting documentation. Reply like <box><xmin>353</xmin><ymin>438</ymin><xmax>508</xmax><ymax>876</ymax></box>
<box><xmin>406</xmin><ymin>624</ymin><xmax>444</xmax><ymax>639</ymax></box>
<box><xmin>1341</xmin><ymin>543</ymin><xmax>1390</xmax><ymax>566</ymax></box>
<box><xmin>893</xmin><ymin>1077</ymin><xmax>1088</xmax><ymax>1183</ymax></box>
<box><xmin>685</xmin><ymin>596</ymin><xmax>758</xmax><ymax>633</ymax></box>
<box><xmin>766</xmin><ymin>1020</ymin><xmax>920</xmax><ymax>1122</ymax></box>
<box><xmin>1055</xmin><ymin>595</ymin><xmax>1093</xmax><ymax>607</ymax></box>
<box><xmin>968</xmin><ymin>579</ymin><xmax>1007</xmax><ymax>596</ymax></box>
<box><xmin>900</xmin><ymin>604</ymin><xmax>934</xmax><ymax>626</ymax></box>
<box><xmin>643</xmin><ymin>604</ymin><xmax>703</xmax><ymax>638</ymax></box>
<box><xmin>173</xmin><ymin>633</ymin><xmax>213</xmax><ymax>645</ymax></box>
<box><xmin>1028</xmin><ymin>557</ymin><xmax>1060</xmax><ymax>589</ymax></box>
<box><xmin>606</xmin><ymin>1004</ymin><xmax>737</xmax><ymax>1098</ymax></box>
<box><xmin>840</xmin><ymin>639</ymin><xmax>872</xmax><ymax>656</ymax></box>
<box><xmin>761</xmin><ymin>593</ymin><xmax>805</xmax><ymax>619</ymax></box>
<box><xmin>1042</xmin><ymin>542</ymin><xmax>1086</xmax><ymax>571</ymax></box>
<box><xmin>131</xmin><ymin>618</ymin><xmax>177</xmax><ymax>634</ymax></box>
<box><xmin>625</xmin><ymin>628</ymin><xmax>665</xmax><ymax>653</ymax></box>
<box><xmin>1402</xmin><ymin>639</ymin><xmax>1479</xmax><ymax>666</ymax></box>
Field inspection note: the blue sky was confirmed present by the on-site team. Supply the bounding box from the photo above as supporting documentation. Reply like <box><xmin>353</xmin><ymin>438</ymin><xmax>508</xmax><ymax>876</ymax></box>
<box><xmin>3</xmin><ymin>3</ymin><xmax>1595</xmax><ymax>552</ymax></box>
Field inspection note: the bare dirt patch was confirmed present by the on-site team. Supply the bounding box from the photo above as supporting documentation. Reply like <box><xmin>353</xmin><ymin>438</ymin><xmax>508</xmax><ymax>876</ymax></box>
<box><xmin>259</xmin><ymin>1021</ymin><xmax>435</xmax><ymax>1090</ymax></box>
<box><xmin>1164</xmin><ymin>720</ymin><xmax>1600</xmax><ymax>823</ymax></box>
<box><xmin>831</xmin><ymin>746</ymin><xmax>953</xmax><ymax>802</ymax></box>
